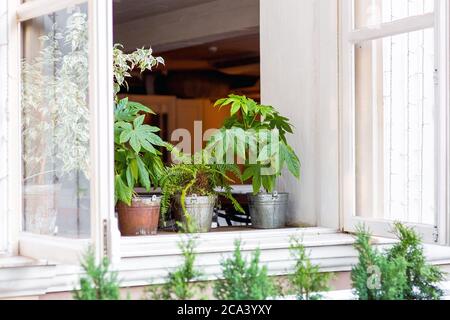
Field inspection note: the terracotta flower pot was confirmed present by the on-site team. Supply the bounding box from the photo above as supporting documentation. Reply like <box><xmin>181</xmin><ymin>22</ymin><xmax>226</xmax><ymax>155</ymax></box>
<box><xmin>117</xmin><ymin>196</ymin><xmax>161</xmax><ymax>236</ymax></box>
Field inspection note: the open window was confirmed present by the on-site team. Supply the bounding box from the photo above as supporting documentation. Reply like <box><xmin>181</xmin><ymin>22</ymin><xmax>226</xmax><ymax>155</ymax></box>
<box><xmin>8</xmin><ymin>0</ymin><xmax>115</xmax><ymax>263</ymax></box>
<box><xmin>340</xmin><ymin>0</ymin><xmax>449</xmax><ymax>243</ymax></box>
<box><xmin>113</xmin><ymin>0</ymin><xmax>261</xmax><ymax>232</ymax></box>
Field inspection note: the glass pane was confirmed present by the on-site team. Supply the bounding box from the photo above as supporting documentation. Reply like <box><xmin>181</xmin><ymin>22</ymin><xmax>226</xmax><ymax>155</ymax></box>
<box><xmin>354</xmin><ymin>0</ymin><xmax>434</xmax><ymax>29</ymax></box>
<box><xmin>21</xmin><ymin>4</ymin><xmax>90</xmax><ymax>238</ymax></box>
<box><xmin>355</xmin><ymin>28</ymin><xmax>435</xmax><ymax>225</ymax></box>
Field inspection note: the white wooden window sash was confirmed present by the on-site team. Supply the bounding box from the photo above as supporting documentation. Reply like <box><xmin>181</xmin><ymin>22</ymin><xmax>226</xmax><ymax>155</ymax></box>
<box><xmin>340</xmin><ymin>0</ymin><xmax>449</xmax><ymax>244</ymax></box>
<box><xmin>6</xmin><ymin>0</ymin><xmax>116</xmax><ymax>263</ymax></box>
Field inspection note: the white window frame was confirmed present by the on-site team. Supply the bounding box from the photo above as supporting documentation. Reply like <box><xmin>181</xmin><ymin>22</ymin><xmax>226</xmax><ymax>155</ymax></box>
<box><xmin>0</xmin><ymin>0</ymin><xmax>8</xmax><ymax>254</ymax></box>
<box><xmin>6</xmin><ymin>0</ymin><xmax>116</xmax><ymax>263</ymax></box>
<box><xmin>339</xmin><ymin>0</ymin><xmax>450</xmax><ymax>244</ymax></box>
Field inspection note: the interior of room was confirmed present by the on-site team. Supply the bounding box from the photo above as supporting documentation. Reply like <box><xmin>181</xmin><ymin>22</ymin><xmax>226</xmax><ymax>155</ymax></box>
<box><xmin>113</xmin><ymin>0</ymin><xmax>260</xmax><ymax>154</ymax></box>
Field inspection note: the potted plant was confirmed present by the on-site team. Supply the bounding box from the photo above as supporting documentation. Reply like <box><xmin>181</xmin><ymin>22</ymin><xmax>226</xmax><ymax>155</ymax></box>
<box><xmin>114</xmin><ymin>97</ymin><xmax>169</xmax><ymax>236</ymax></box>
<box><xmin>160</xmin><ymin>153</ymin><xmax>244</xmax><ymax>233</ymax></box>
<box><xmin>206</xmin><ymin>94</ymin><xmax>301</xmax><ymax>229</ymax></box>
<box><xmin>113</xmin><ymin>45</ymin><xmax>167</xmax><ymax>236</ymax></box>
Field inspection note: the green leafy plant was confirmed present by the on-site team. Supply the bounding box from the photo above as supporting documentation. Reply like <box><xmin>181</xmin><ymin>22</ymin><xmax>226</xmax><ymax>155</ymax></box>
<box><xmin>73</xmin><ymin>248</ymin><xmax>121</xmax><ymax>300</ymax></box>
<box><xmin>160</xmin><ymin>153</ymin><xmax>244</xmax><ymax>232</ymax></box>
<box><xmin>146</xmin><ymin>238</ymin><xmax>204</xmax><ymax>300</ymax></box>
<box><xmin>113</xmin><ymin>44</ymin><xmax>168</xmax><ymax>206</ymax></box>
<box><xmin>213</xmin><ymin>240</ymin><xmax>278</xmax><ymax>300</ymax></box>
<box><xmin>113</xmin><ymin>44</ymin><xmax>164</xmax><ymax>97</ymax></box>
<box><xmin>286</xmin><ymin>238</ymin><xmax>332</xmax><ymax>300</ymax></box>
<box><xmin>351</xmin><ymin>226</ymin><xmax>409</xmax><ymax>300</ymax></box>
<box><xmin>352</xmin><ymin>223</ymin><xmax>445</xmax><ymax>300</ymax></box>
<box><xmin>114</xmin><ymin>97</ymin><xmax>168</xmax><ymax>205</ymax></box>
<box><xmin>387</xmin><ymin>222</ymin><xmax>445</xmax><ymax>300</ymax></box>
<box><xmin>22</xmin><ymin>10</ymin><xmax>90</xmax><ymax>182</ymax></box>
<box><xmin>206</xmin><ymin>95</ymin><xmax>300</xmax><ymax>194</ymax></box>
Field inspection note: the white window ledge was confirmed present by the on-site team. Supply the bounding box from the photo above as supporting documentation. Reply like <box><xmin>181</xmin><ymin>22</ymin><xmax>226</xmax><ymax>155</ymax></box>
<box><xmin>2</xmin><ymin>227</ymin><xmax>450</xmax><ymax>299</ymax></box>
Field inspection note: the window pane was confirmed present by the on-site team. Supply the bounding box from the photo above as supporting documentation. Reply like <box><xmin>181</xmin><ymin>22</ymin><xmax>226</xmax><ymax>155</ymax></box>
<box><xmin>355</xmin><ymin>28</ymin><xmax>435</xmax><ymax>225</ymax></box>
<box><xmin>354</xmin><ymin>0</ymin><xmax>434</xmax><ymax>29</ymax></box>
<box><xmin>21</xmin><ymin>4</ymin><xmax>90</xmax><ymax>238</ymax></box>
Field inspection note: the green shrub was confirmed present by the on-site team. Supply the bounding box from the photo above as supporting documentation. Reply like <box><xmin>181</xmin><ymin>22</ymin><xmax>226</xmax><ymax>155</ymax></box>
<box><xmin>214</xmin><ymin>240</ymin><xmax>277</xmax><ymax>300</ymax></box>
<box><xmin>146</xmin><ymin>238</ymin><xmax>204</xmax><ymax>300</ymax></box>
<box><xmin>387</xmin><ymin>222</ymin><xmax>445</xmax><ymax>300</ymax></box>
<box><xmin>351</xmin><ymin>223</ymin><xmax>445</xmax><ymax>300</ymax></box>
<box><xmin>73</xmin><ymin>248</ymin><xmax>121</xmax><ymax>300</ymax></box>
<box><xmin>287</xmin><ymin>239</ymin><xmax>332</xmax><ymax>300</ymax></box>
<box><xmin>351</xmin><ymin>226</ymin><xmax>408</xmax><ymax>300</ymax></box>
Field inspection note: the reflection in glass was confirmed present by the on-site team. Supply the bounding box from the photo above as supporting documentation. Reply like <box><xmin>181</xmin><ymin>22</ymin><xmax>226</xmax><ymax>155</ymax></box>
<box><xmin>355</xmin><ymin>29</ymin><xmax>435</xmax><ymax>225</ymax></box>
<box><xmin>21</xmin><ymin>5</ymin><xmax>90</xmax><ymax>238</ymax></box>
<box><xmin>354</xmin><ymin>0</ymin><xmax>434</xmax><ymax>28</ymax></box>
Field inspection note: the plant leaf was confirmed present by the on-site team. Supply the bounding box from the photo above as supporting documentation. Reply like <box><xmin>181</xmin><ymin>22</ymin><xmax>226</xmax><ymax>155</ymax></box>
<box><xmin>136</xmin><ymin>157</ymin><xmax>151</xmax><ymax>191</ymax></box>
<box><xmin>115</xmin><ymin>175</ymin><xmax>133</xmax><ymax>205</ymax></box>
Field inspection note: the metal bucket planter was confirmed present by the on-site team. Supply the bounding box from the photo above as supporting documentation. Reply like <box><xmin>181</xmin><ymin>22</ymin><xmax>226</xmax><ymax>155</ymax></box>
<box><xmin>174</xmin><ymin>194</ymin><xmax>217</xmax><ymax>233</ymax></box>
<box><xmin>248</xmin><ymin>192</ymin><xmax>288</xmax><ymax>229</ymax></box>
<box><xmin>117</xmin><ymin>196</ymin><xmax>161</xmax><ymax>236</ymax></box>
<box><xmin>23</xmin><ymin>184</ymin><xmax>61</xmax><ymax>235</ymax></box>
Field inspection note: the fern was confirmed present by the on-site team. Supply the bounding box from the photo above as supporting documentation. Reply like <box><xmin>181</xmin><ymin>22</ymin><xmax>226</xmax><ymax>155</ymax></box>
<box><xmin>160</xmin><ymin>152</ymin><xmax>244</xmax><ymax>231</ymax></box>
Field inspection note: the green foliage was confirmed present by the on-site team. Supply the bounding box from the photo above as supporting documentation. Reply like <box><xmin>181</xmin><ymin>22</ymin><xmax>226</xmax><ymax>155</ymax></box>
<box><xmin>146</xmin><ymin>238</ymin><xmax>204</xmax><ymax>300</ymax></box>
<box><xmin>114</xmin><ymin>97</ymin><xmax>169</xmax><ymax>205</ymax></box>
<box><xmin>351</xmin><ymin>226</ymin><xmax>409</xmax><ymax>300</ymax></box>
<box><xmin>22</xmin><ymin>10</ymin><xmax>91</xmax><ymax>181</ymax></box>
<box><xmin>287</xmin><ymin>238</ymin><xmax>332</xmax><ymax>300</ymax></box>
<box><xmin>214</xmin><ymin>240</ymin><xmax>278</xmax><ymax>300</ymax></box>
<box><xmin>73</xmin><ymin>248</ymin><xmax>121</xmax><ymax>300</ymax></box>
<box><xmin>160</xmin><ymin>153</ymin><xmax>244</xmax><ymax>232</ymax></box>
<box><xmin>113</xmin><ymin>44</ymin><xmax>168</xmax><ymax>206</ymax></box>
<box><xmin>206</xmin><ymin>95</ymin><xmax>300</xmax><ymax>194</ymax></box>
<box><xmin>352</xmin><ymin>223</ymin><xmax>445</xmax><ymax>300</ymax></box>
<box><xmin>387</xmin><ymin>222</ymin><xmax>445</xmax><ymax>300</ymax></box>
<box><xmin>113</xmin><ymin>44</ymin><xmax>164</xmax><ymax>96</ymax></box>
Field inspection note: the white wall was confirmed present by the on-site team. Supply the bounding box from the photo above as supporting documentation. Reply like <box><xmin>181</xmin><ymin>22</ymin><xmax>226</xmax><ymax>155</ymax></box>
<box><xmin>0</xmin><ymin>0</ymin><xmax>8</xmax><ymax>252</ymax></box>
<box><xmin>260</xmin><ymin>0</ymin><xmax>340</xmax><ymax>228</ymax></box>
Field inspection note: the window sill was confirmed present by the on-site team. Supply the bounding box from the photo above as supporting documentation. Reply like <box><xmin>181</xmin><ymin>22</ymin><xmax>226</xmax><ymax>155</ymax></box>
<box><xmin>2</xmin><ymin>227</ymin><xmax>450</xmax><ymax>299</ymax></box>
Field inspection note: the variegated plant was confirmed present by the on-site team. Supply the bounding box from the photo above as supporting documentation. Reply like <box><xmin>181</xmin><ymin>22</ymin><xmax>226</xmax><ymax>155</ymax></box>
<box><xmin>113</xmin><ymin>44</ymin><xmax>164</xmax><ymax>97</ymax></box>
<box><xmin>22</xmin><ymin>10</ymin><xmax>90</xmax><ymax>182</ymax></box>
<box><xmin>22</xmin><ymin>8</ymin><xmax>165</xmax><ymax>185</ymax></box>
<box><xmin>113</xmin><ymin>43</ymin><xmax>166</xmax><ymax>206</ymax></box>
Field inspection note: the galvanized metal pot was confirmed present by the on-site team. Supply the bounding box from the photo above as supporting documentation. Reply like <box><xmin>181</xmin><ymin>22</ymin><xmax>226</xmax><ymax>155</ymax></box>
<box><xmin>117</xmin><ymin>196</ymin><xmax>161</xmax><ymax>236</ymax></box>
<box><xmin>248</xmin><ymin>192</ymin><xmax>288</xmax><ymax>229</ymax></box>
<box><xmin>174</xmin><ymin>194</ymin><xmax>217</xmax><ymax>233</ymax></box>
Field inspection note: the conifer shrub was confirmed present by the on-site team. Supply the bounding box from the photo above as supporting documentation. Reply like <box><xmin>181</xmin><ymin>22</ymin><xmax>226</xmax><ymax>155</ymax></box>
<box><xmin>351</xmin><ymin>223</ymin><xmax>445</xmax><ymax>300</ymax></box>
<box><xmin>73</xmin><ymin>248</ymin><xmax>121</xmax><ymax>300</ymax></box>
<box><xmin>287</xmin><ymin>239</ymin><xmax>332</xmax><ymax>300</ymax></box>
<box><xmin>387</xmin><ymin>222</ymin><xmax>445</xmax><ymax>300</ymax></box>
<box><xmin>214</xmin><ymin>240</ymin><xmax>278</xmax><ymax>300</ymax></box>
<box><xmin>146</xmin><ymin>238</ymin><xmax>204</xmax><ymax>300</ymax></box>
